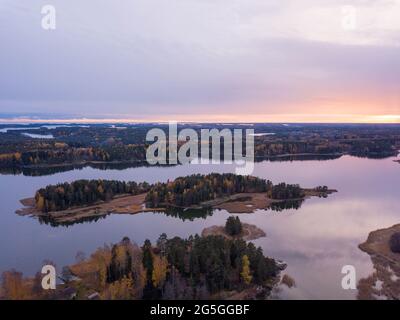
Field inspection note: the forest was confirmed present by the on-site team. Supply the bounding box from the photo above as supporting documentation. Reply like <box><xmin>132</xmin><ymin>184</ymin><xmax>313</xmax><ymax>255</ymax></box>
<box><xmin>145</xmin><ymin>174</ymin><xmax>310</xmax><ymax>208</ymax></box>
<box><xmin>35</xmin><ymin>179</ymin><xmax>151</xmax><ymax>212</ymax></box>
<box><xmin>270</xmin><ymin>183</ymin><xmax>304</xmax><ymax>200</ymax></box>
<box><xmin>0</xmin><ymin>230</ymin><xmax>280</xmax><ymax>300</ymax></box>
<box><xmin>0</xmin><ymin>124</ymin><xmax>399</xmax><ymax>175</ymax></box>
<box><xmin>0</xmin><ymin>144</ymin><xmax>146</xmax><ymax>167</ymax></box>
<box><xmin>145</xmin><ymin>173</ymin><xmax>270</xmax><ymax>208</ymax></box>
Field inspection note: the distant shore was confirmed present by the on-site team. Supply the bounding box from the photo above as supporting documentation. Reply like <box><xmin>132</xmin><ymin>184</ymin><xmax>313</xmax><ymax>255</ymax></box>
<box><xmin>3</xmin><ymin>151</ymin><xmax>398</xmax><ymax>172</ymax></box>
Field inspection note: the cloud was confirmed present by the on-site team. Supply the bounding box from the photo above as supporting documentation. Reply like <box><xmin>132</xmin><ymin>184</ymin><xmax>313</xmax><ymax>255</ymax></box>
<box><xmin>0</xmin><ymin>0</ymin><xmax>399</xmax><ymax>120</ymax></box>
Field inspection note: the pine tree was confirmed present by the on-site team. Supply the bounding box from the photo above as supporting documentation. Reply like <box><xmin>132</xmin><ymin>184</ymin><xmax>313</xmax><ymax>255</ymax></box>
<box><xmin>142</xmin><ymin>240</ymin><xmax>154</xmax><ymax>283</ymax></box>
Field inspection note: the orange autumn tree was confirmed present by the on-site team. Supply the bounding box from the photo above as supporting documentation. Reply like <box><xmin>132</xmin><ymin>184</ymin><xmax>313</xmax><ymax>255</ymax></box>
<box><xmin>1</xmin><ymin>270</ymin><xmax>30</xmax><ymax>300</ymax></box>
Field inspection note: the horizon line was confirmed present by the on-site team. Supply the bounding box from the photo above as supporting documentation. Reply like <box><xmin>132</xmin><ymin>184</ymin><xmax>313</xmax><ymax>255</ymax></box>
<box><xmin>0</xmin><ymin>114</ymin><xmax>400</xmax><ymax>125</ymax></box>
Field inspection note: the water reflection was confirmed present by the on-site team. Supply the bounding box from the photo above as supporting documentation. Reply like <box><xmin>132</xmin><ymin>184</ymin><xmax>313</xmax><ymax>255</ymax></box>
<box><xmin>0</xmin><ymin>153</ymin><xmax>381</xmax><ymax>177</ymax></box>
<box><xmin>160</xmin><ymin>207</ymin><xmax>214</xmax><ymax>222</ymax></box>
<box><xmin>268</xmin><ymin>199</ymin><xmax>304</xmax><ymax>212</ymax></box>
<box><xmin>0</xmin><ymin>155</ymin><xmax>398</xmax><ymax>299</ymax></box>
<box><xmin>34</xmin><ymin>199</ymin><xmax>305</xmax><ymax>226</ymax></box>
<box><xmin>0</xmin><ymin>161</ymin><xmax>155</xmax><ymax>177</ymax></box>
<box><xmin>38</xmin><ymin>214</ymin><xmax>108</xmax><ymax>227</ymax></box>
<box><xmin>36</xmin><ymin>207</ymin><xmax>215</xmax><ymax>226</ymax></box>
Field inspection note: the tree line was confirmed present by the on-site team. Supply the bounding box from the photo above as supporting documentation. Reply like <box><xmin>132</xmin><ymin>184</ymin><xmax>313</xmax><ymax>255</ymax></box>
<box><xmin>145</xmin><ymin>173</ymin><xmax>271</xmax><ymax>208</ymax></box>
<box><xmin>1</xmin><ymin>124</ymin><xmax>399</xmax><ymax>172</ymax></box>
<box><xmin>35</xmin><ymin>179</ymin><xmax>151</xmax><ymax>212</ymax></box>
<box><xmin>270</xmin><ymin>183</ymin><xmax>304</xmax><ymax>200</ymax></box>
<box><xmin>0</xmin><ymin>145</ymin><xmax>147</xmax><ymax>167</ymax></box>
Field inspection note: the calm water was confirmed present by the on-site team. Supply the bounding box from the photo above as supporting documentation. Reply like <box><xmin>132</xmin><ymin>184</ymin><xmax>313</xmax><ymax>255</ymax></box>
<box><xmin>0</xmin><ymin>155</ymin><xmax>399</xmax><ymax>299</ymax></box>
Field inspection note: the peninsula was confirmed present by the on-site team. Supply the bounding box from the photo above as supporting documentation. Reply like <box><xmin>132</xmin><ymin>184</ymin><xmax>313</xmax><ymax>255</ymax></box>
<box><xmin>0</xmin><ymin>233</ymin><xmax>283</xmax><ymax>300</ymax></box>
<box><xmin>358</xmin><ymin>224</ymin><xmax>400</xmax><ymax>300</ymax></box>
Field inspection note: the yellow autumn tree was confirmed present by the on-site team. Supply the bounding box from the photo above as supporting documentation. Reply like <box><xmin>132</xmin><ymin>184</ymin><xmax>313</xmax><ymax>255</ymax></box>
<box><xmin>115</xmin><ymin>245</ymin><xmax>128</xmax><ymax>266</ymax></box>
<box><xmin>152</xmin><ymin>255</ymin><xmax>168</xmax><ymax>288</ymax></box>
<box><xmin>35</xmin><ymin>193</ymin><xmax>45</xmax><ymax>211</ymax></box>
<box><xmin>105</xmin><ymin>276</ymin><xmax>133</xmax><ymax>300</ymax></box>
<box><xmin>97</xmin><ymin>185</ymin><xmax>104</xmax><ymax>195</ymax></box>
<box><xmin>91</xmin><ymin>246</ymin><xmax>112</xmax><ymax>290</ymax></box>
<box><xmin>240</xmin><ymin>255</ymin><xmax>252</xmax><ymax>285</ymax></box>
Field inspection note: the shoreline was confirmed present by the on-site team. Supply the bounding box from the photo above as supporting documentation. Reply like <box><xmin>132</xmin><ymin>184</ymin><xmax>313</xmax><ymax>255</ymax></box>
<box><xmin>358</xmin><ymin>224</ymin><xmax>400</xmax><ymax>300</ymax></box>
<box><xmin>212</xmin><ymin>189</ymin><xmax>337</xmax><ymax>214</ymax></box>
<box><xmin>201</xmin><ymin>223</ymin><xmax>266</xmax><ymax>241</ymax></box>
<box><xmin>2</xmin><ymin>151</ymin><xmax>398</xmax><ymax>172</ymax></box>
<box><xmin>16</xmin><ymin>193</ymin><xmax>163</xmax><ymax>225</ymax></box>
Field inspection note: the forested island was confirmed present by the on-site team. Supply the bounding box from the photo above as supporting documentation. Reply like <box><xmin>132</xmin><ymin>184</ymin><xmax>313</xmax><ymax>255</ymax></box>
<box><xmin>17</xmin><ymin>173</ymin><xmax>336</xmax><ymax>225</ymax></box>
<box><xmin>202</xmin><ymin>216</ymin><xmax>267</xmax><ymax>241</ymax></box>
<box><xmin>0</xmin><ymin>231</ymin><xmax>283</xmax><ymax>300</ymax></box>
<box><xmin>1</xmin><ymin>123</ymin><xmax>399</xmax><ymax>176</ymax></box>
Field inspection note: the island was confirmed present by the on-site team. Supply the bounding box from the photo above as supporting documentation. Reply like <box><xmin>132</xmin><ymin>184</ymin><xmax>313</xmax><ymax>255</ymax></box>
<box><xmin>17</xmin><ymin>173</ymin><xmax>337</xmax><ymax>225</ymax></box>
<box><xmin>358</xmin><ymin>224</ymin><xmax>400</xmax><ymax>300</ymax></box>
<box><xmin>202</xmin><ymin>216</ymin><xmax>266</xmax><ymax>241</ymax></box>
<box><xmin>0</xmin><ymin>233</ymin><xmax>283</xmax><ymax>300</ymax></box>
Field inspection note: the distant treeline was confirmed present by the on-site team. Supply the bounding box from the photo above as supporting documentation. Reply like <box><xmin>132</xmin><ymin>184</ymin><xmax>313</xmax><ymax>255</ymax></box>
<box><xmin>0</xmin><ymin>140</ymin><xmax>395</xmax><ymax>168</ymax></box>
<box><xmin>0</xmin><ymin>144</ymin><xmax>147</xmax><ymax>167</ymax></box>
<box><xmin>1</xmin><ymin>123</ymin><xmax>398</xmax><ymax>171</ymax></box>
<box><xmin>254</xmin><ymin>139</ymin><xmax>397</xmax><ymax>158</ymax></box>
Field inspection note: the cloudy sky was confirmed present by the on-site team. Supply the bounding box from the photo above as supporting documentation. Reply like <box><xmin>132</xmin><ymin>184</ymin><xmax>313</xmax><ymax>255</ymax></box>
<box><xmin>0</xmin><ymin>0</ymin><xmax>399</xmax><ymax>122</ymax></box>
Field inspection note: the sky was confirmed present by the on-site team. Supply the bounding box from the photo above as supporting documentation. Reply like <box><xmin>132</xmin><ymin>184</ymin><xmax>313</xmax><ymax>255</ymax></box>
<box><xmin>0</xmin><ymin>0</ymin><xmax>399</xmax><ymax>123</ymax></box>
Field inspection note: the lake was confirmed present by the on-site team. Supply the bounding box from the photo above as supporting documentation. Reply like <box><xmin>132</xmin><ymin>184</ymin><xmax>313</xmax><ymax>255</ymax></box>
<box><xmin>0</xmin><ymin>155</ymin><xmax>399</xmax><ymax>299</ymax></box>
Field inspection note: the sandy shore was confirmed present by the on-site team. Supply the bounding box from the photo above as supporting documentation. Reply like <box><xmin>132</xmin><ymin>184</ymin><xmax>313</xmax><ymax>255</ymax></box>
<box><xmin>16</xmin><ymin>193</ymin><xmax>162</xmax><ymax>224</ymax></box>
<box><xmin>358</xmin><ymin>224</ymin><xmax>400</xmax><ymax>300</ymax></box>
<box><xmin>213</xmin><ymin>189</ymin><xmax>336</xmax><ymax>214</ymax></box>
